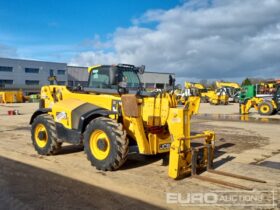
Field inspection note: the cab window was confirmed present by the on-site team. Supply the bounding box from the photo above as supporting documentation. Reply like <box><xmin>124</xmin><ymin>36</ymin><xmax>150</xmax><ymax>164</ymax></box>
<box><xmin>121</xmin><ymin>69</ymin><xmax>141</xmax><ymax>89</ymax></box>
<box><xmin>89</xmin><ymin>68</ymin><xmax>110</xmax><ymax>88</ymax></box>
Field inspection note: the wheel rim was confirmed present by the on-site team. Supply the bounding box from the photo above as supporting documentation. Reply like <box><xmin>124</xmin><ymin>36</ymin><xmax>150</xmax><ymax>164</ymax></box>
<box><xmin>260</xmin><ymin>105</ymin><xmax>270</xmax><ymax>113</ymax></box>
<box><xmin>90</xmin><ymin>130</ymin><xmax>110</xmax><ymax>160</ymax></box>
<box><xmin>35</xmin><ymin>123</ymin><xmax>48</xmax><ymax>148</ymax></box>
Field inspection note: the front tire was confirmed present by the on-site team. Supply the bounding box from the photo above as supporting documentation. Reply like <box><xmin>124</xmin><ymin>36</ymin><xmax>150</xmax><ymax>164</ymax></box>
<box><xmin>84</xmin><ymin>117</ymin><xmax>128</xmax><ymax>171</ymax></box>
<box><xmin>31</xmin><ymin>114</ymin><xmax>61</xmax><ymax>155</ymax></box>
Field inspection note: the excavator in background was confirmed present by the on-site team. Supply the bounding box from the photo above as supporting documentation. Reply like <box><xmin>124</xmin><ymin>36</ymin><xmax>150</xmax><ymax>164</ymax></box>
<box><xmin>240</xmin><ymin>84</ymin><xmax>280</xmax><ymax>115</ymax></box>
<box><xmin>215</xmin><ymin>81</ymin><xmax>240</xmax><ymax>89</ymax></box>
<box><xmin>215</xmin><ymin>81</ymin><xmax>241</xmax><ymax>103</ymax></box>
<box><xmin>184</xmin><ymin>82</ymin><xmax>229</xmax><ymax>105</ymax></box>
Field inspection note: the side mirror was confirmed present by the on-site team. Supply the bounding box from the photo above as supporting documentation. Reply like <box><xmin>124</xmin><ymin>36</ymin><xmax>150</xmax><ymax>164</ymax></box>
<box><xmin>138</xmin><ymin>65</ymin><xmax>145</xmax><ymax>74</ymax></box>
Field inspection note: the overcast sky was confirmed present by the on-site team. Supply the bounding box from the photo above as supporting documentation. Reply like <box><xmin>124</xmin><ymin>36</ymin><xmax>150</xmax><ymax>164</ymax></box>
<box><xmin>1</xmin><ymin>0</ymin><xmax>280</xmax><ymax>83</ymax></box>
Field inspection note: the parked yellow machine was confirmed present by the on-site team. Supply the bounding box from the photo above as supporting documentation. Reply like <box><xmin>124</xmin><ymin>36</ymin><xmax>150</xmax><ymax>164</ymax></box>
<box><xmin>216</xmin><ymin>81</ymin><xmax>240</xmax><ymax>102</ymax></box>
<box><xmin>0</xmin><ymin>90</ymin><xmax>25</xmax><ymax>103</ymax></box>
<box><xmin>185</xmin><ymin>82</ymin><xmax>205</xmax><ymax>90</ymax></box>
<box><xmin>29</xmin><ymin>64</ymin><xmax>215</xmax><ymax>179</ymax></box>
<box><xmin>203</xmin><ymin>90</ymin><xmax>229</xmax><ymax>105</ymax></box>
<box><xmin>184</xmin><ymin>82</ymin><xmax>229</xmax><ymax>105</ymax></box>
<box><xmin>215</xmin><ymin>81</ymin><xmax>240</xmax><ymax>89</ymax></box>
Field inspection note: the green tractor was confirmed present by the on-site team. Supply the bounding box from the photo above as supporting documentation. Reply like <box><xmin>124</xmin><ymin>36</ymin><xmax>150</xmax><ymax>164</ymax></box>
<box><xmin>238</xmin><ymin>85</ymin><xmax>256</xmax><ymax>103</ymax></box>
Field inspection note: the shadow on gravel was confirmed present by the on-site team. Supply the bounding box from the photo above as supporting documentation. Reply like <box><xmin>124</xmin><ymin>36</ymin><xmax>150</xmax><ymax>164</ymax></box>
<box><xmin>121</xmin><ymin>141</ymin><xmax>236</xmax><ymax>171</ymax></box>
<box><xmin>255</xmin><ymin>161</ymin><xmax>280</xmax><ymax>170</ymax></box>
<box><xmin>0</xmin><ymin>156</ymin><xmax>164</xmax><ymax>210</ymax></box>
<box><xmin>121</xmin><ymin>153</ymin><xmax>166</xmax><ymax>170</ymax></box>
<box><xmin>0</xmin><ymin>126</ymin><xmax>30</xmax><ymax>132</ymax></box>
<box><xmin>213</xmin><ymin>156</ymin><xmax>236</xmax><ymax>169</ymax></box>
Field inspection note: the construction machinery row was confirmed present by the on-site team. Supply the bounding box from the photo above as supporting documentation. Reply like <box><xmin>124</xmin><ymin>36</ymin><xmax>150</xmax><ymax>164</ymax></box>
<box><xmin>177</xmin><ymin>81</ymin><xmax>241</xmax><ymax>105</ymax></box>
<box><xmin>0</xmin><ymin>90</ymin><xmax>41</xmax><ymax>103</ymax></box>
<box><xmin>0</xmin><ymin>90</ymin><xmax>25</xmax><ymax>103</ymax></box>
<box><xmin>177</xmin><ymin>79</ymin><xmax>280</xmax><ymax>116</ymax></box>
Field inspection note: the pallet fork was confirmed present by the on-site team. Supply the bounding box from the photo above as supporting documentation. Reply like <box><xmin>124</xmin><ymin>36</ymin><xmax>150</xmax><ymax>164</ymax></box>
<box><xmin>191</xmin><ymin>145</ymin><xmax>266</xmax><ymax>191</ymax></box>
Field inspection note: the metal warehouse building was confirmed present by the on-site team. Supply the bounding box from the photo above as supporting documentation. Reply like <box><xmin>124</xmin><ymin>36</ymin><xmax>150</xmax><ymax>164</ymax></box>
<box><xmin>139</xmin><ymin>71</ymin><xmax>175</xmax><ymax>90</ymax></box>
<box><xmin>67</xmin><ymin>65</ymin><xmax>88</xmax><ymax>87</ymax></box>
<box><xmin>0</xmin><ymin>57</ymin><xmax>67</xmax><ymax>94</ymax></box>
<box><xmin>0</xmin><ymin>57</ymin><xmax>175</xmax><ymax>93</ymax></box>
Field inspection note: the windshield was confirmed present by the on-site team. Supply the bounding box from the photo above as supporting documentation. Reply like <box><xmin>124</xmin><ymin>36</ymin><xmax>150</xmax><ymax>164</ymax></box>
<box><xmin>88</xmin><ymin>66</ymin><xmax>141</xmax><ymax>90</ymax></box>
<box><xmin>89</xmin><ymin>68</ymin><xmax>111</xmax><ymax>88</ymax></box>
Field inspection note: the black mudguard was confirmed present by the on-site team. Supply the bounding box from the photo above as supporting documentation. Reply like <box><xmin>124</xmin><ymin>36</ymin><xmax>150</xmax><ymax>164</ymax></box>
<box><xmin>29</xmin><ymin>108</ymin><xmax>52</xmax><ymax>124</ymax></box>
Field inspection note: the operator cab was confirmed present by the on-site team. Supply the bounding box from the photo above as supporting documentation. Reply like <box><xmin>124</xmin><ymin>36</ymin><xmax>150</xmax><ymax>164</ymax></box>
<box><xmin>85</xmin><ymin>64</ymin><xmax>145</xmax><ymax>95</ymax></box>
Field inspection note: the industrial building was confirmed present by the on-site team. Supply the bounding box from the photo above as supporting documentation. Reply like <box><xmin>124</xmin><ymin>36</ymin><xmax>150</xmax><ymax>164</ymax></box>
<box><xmin>0</xmin><ymin>57</ymin><xmax>67</xmax><ymax>94</ymax></box>
<box><xmin>67</xmin><ymin>65</ymin><xmax>88</xmax><ymax>87</ymax></box>
<box><xmin>0</xmin><ymin>57</ymin><xmax>175</xmax><ymax>93</ymax></box>
<box><xmin>139</xmin><ymin>71</ymin><xmax>175</xmax><ymax>90</ymax></box>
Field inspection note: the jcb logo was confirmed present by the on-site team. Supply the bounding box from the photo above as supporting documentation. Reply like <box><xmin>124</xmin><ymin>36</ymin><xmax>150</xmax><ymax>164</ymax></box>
<box><xmin>159</xmin><ymin>143</ymin><xmax>170</xmax><ymax>150</ymax></box>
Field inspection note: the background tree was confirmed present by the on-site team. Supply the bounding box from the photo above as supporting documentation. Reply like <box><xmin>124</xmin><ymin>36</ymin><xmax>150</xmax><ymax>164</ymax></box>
<box><xmin>241</xmin><ymin>78</ymin><xmax>252</xmax><ymax>86</ymax></box>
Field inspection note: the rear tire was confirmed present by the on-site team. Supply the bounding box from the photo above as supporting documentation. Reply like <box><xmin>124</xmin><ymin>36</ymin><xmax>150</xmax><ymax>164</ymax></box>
<box><xmin>258</xmin><ymin>101</ymin><xmax>274</xmax><ymax>115</ymax></box>
<box><xmin>31</xmin><ymin>114</ymin><xmax>61</xmax><ymax>155</ymax></box>
<box><xmin>84</xmin><ymin>117</ymin><xmax>128</xmax><ymax>171</ymax></box>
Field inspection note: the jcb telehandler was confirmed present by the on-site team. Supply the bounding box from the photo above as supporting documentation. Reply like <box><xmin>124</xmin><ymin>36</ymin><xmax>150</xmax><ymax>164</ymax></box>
<box><xmin>215</xmin><ymin>81</ymin><xmax>240</xmax><ymax>103</ymax></box>
<box><xmin>30</xmin><ymin>64</ymin><xmax>266</xmax><ymax>188</ymax></box>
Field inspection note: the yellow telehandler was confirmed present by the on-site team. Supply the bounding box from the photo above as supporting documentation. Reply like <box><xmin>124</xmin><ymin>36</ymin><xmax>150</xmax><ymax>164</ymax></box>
<box><xmin>184</xmin><ymin>82</ymin><xmax>229</xmax><ymax>105</ymax></box>
<box><xmin>215</xmin><ymin>81</ymin><xmax>240</xmax><ymax>103</ymax></box>
<box><xmin>30</xmin><ymin>64</ymin><xmax>265</xmax><ymax>189</ymax></box>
